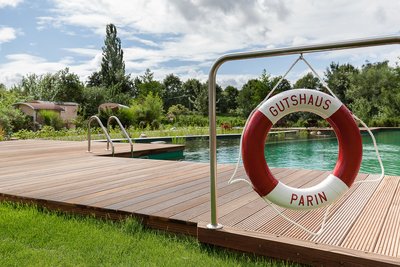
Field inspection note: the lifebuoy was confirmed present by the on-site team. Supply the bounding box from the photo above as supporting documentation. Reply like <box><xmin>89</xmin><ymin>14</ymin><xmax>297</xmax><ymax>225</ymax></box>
<box><xmin>242</xmin><ymin>89</ymin><xmax>362</xmax><ymax>210</ymax></box>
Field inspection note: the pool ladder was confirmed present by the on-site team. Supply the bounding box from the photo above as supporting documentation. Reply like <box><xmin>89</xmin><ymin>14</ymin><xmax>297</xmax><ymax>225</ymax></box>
<box><xmin>87</xmin><ymin>115</ymin><xmax>133</xmax><ymax>157</ymax></box>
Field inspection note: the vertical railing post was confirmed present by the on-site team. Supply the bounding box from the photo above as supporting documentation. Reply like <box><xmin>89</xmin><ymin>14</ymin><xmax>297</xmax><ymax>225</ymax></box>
<box><xmin>207</xmin><ymin>66</ymin><xmax>222</xmax><ymax>229</ymax></box>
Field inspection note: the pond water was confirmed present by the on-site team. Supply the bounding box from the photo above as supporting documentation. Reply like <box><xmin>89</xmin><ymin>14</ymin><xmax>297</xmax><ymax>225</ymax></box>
<box><xmin>182</xmin><ymin>130</ymin><xmax>400</xmax><ymax>176</ymax></box>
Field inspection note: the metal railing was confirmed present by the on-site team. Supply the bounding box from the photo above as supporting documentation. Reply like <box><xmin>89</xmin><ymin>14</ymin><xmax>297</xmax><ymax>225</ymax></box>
<box><xmin>87</xmin><ymin>115</ymin><xmax>114</xmax><ymax>156</ymax></box>
<box><xmin>107</xmin><ymin>115</ymin><xmax>134</xmax><ymax>158</ymax></box>
<box><xmin>207</xmin><ymin>35</ymin><xmax>400</xmax><ymax>229</ymax></box>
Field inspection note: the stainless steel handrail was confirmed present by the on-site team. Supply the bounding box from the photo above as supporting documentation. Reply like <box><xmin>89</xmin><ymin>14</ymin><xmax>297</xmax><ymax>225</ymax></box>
<box><xmin>207</xmin><ymin>35</ymin><xmax>400</xmax><ymax>229</ymax></box>
<box><xmin>87</xmin><ymin>115</ymin><xmax>114</xmax><ymax>156</ymax></box>
<box><xmin>107</xmin><ymin>116</ymin><xmax>134</xmax><ymax>158</ymax></box>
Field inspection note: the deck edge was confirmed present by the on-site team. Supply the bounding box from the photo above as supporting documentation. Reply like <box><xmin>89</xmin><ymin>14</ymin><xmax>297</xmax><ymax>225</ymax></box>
<box><xmin>197</xmin><ymin>222</ymin><xmax>400</xmax><ymax>267</ymax></box>
<box><xmin>0</xmin><ymin>193</ymin><xmax>198</xmax><ymax>236</ymax></box>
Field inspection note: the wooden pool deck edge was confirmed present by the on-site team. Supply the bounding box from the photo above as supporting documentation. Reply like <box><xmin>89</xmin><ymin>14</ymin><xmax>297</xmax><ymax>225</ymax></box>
<box><xmin>198</xmin><ymin>222</ymin><xmax>400</xmax><ymax>267</ymax></box>
<box><xmin>0</xmin><ymin>192</ymin><xmax>198</xmax><ymax>236</ymax></box>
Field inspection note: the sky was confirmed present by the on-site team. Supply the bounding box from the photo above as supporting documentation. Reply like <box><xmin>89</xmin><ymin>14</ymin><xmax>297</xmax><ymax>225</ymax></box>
<box><xmin>1</xmin><ymin>0</ymin><xmax>400</xmax><ymax>89</ymax></box>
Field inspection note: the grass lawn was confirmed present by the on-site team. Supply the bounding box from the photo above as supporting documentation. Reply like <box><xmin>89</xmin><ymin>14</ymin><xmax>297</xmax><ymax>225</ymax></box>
<box><xmin>0</xmin><ymin>202</ymin><xmax>298</xmax><ymax>266</ymax></box>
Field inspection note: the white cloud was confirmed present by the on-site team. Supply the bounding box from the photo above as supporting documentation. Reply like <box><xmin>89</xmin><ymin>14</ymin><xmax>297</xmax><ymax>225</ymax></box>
<box><xmin>63</xmin><ymin>48</ymin><xmax>100</xmax><ymax>58</ymax></box>
<box><xmin>0</xmin><ymin>0</ymin><xmax>22</xmax><ymax>8</ymax></box>
<box><xmin>0</xmin><ymin>54</ymin><xmax>98</xmax><ymax>87</ymax></box>
<box><xmin>44</xmin><ymin>1</ymin><xmax>400</xmax><ymax>73</ymax></box>
<box><xmin>0</xmin><ymin>27</ymin><xmax>18</xmax><ymax>43</ymax></box>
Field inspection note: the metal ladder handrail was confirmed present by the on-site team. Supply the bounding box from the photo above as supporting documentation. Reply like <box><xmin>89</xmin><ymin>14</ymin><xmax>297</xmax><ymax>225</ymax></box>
<box><xmin>207</xmin><ymin>35</ymin><xmax>400</xmax><ymax>230</ymax></box>
<box><xmin>87</xmin><ymin>115</ymin><xmax>114</xmax><ymax>156</ymax></box>
<box><xmin>107</xmin><ymin>116</ymin><xmax>134</xmax><ymax>158</ymax></box>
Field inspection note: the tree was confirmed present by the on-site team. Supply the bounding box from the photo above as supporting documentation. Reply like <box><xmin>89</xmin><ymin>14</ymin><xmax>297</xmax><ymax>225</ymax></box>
<box><xmin>269</xmin><ymin>76</ymin><xmax>291</xmax><ymax>95</ymax></box>
<box><xmin>348</xmin><ymin>61</ymin><xmax>399</xmax><ymax>123</ymax></box>
<box><xmin>325</xmin><ymin>62</ymin><xmax>358</xmax><ymax>105</ymax></box>
<box><xmin>86</xmin><ymin>71</ymin><xmax>101</xmax><ymax>87</ymax></box>
<box><xmin>88</xmin><ymin>23</ymin><xmax>134</xmax><ymax>96</ymax></box>
<box><xmin>293</xmin><ymin>72</ymin><xmax>322</xmax><ymax>89</ymax></box>
<box><xmin>80</xmin><ymin>86</ymin><xmax>108</xmax><ymax>117</ymax></box>
<box><xmin>237</xmin><ymin>79</ymin><xmax>267</xmax><ymax>117</ymax></box>
<box><xmin>101</xmin><ymin>24</ymin><xmax>125</xmax><ymax>87</ymax></box>
<box><xmin>182</xmin><ymin>78</ymin><xmax>201</xmax><ymax>111</ymax></box>
<box><xmin>220</xmin><ymin>85</ymin><xmax>238</xmax><ymax>114</ymax></box>
<box><xmin>18</xmin><ymin>68</ymin><xmax>83</xmax><ymax>103</ymax></box>
<box><xmin>291</xmin><ymin>73</ymin><xmax>324</xmax><ymax>126</ymax></box>
<box><xmin>51</xmin><ymin>68</ymin><xmax>84</xmax><ymax>103</ymax></box>
<box><xmin>237</xmin><ymin>70</ymin><xmax>289</xmax><ymax>117</ymax></box>
<box><xmin>135</xmin><ymin>69</ymin><xmax>163</xmax><ymax>99</ymax></box>
<box><xmin>187</xmin><ymin>80</ymin><xmax>208</xmax><ymax>115</ymax></box>
<box><xmin>162</xmin><ymin>74</ymin><xmax>184</xmax><ymax>110</ymax></box>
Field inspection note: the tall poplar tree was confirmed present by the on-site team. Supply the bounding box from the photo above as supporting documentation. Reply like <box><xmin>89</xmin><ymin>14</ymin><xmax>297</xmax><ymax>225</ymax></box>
<box><xmin>88</xmin><ymin>23</ymin><xmax>134</xmax><ymax>97</ymax></box>
<box><xmin>101</xmin><ymin>24</ymin><xmax>125</xmax><ymax>88</ymax></box>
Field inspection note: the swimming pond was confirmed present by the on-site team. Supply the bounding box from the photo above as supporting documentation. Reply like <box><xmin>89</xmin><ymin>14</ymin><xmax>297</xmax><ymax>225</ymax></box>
<box><xmin>182</xmin><ymin>130</ymin><xmax>400</xmax><ymax>176</ymax></box>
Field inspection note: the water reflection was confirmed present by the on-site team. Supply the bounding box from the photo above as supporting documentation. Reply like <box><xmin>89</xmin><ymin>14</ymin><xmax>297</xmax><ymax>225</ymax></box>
<box><xmin>182</xmin><ymin>130</ymin><xmax>400</xmax><ymax>176</ymax></box>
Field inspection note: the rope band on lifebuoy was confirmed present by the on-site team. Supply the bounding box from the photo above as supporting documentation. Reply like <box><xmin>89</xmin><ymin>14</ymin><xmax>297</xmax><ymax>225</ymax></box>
<box><xmin>241</xmin><ymin>89</ymin><xmax>362</xmax><ymax>210</ymax></box>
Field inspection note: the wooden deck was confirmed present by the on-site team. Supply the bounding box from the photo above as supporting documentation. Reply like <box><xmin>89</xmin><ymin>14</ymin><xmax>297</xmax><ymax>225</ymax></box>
<box><xmin>0</xmin><ymin>140</ymin><xmax>399</xmax><ymax>266</ymax></box>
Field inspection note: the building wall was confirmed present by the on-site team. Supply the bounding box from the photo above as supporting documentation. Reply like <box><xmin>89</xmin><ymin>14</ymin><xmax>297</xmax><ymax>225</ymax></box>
<box><xmin>59</xmin><ymin>104</ymin><xmax>79</xmax><ymax>128</ymax></box>
<box><xmin>15</xmin><ymin>102</ymin><xmax>79</xmax><ymax>129</ymax></box>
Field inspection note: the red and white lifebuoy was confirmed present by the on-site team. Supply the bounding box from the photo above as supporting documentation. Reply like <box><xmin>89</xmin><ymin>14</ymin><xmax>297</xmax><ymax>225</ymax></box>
<box><xmin>242</xmin><ymin>89</ymin><xmax>362</xmax><ymax>210</ymax></box>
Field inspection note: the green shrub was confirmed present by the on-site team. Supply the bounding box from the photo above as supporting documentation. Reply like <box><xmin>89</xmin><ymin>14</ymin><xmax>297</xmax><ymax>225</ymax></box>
<box><xmin>0</xmin><ymin>107</ymin><xmax>32</xmax><ymax>137</ymax></box>
<box><xmin>0</xmin><ymin>126</ymin><xmax>4</xmax><ymax>141</ymax></box>
<box><xmin>117</xmin><ymin>107</ymin><xmax>135</xmax><ymax>127</ymax></box>
<box><xmin>298</xmin><ymin>130</ymin><xmax>309</xmax><ymax>138</ymax></box>
<box><xmin>38</xmin><ymin>110</ymin><xmax>64</xmax><ymax>130</ymax></box>
<box><xmin>168</xmin><ymin>104</ymin><xmax>190</xmax><ymax>117</ymax></box>
<box><xmin>369</xmin><ymin>117</ymin><xmax>400</xmax><ymax>127</ymax></box>
<box><xmin>174</xmin><ymin>114</ymin><xmax>208</xmax><ymax>127</ymax></box>
<box><xmin>171</xmin><ymin>136</ymin><xmax>186</xmax><ymax>144</ymax></box>
<box><xmin>97</xmin><ymin>108</ymin><xmax>117</xmax><ymax>126</ymax></box>
<box><xmin>217</xmin><ymin>116</ymin><xmax>246</xmax><ymax>127</ymax></box>
<box><xmin>129</xmin><ymin>92</ymin><xmax>164</xmax><ymax>129</ymax></box>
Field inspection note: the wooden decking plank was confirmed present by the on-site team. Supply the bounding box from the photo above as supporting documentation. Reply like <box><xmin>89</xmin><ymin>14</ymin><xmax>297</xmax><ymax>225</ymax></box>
<box><xmin>87</xmin><ymin>164</ymin><xmax>220</xmax><ymax>209</ymax></box>
<box><xmin>281</xmin><ymin>173</ymin><xmax>369</xmax><ymax>240</ymax></box>
<box><xmin>144</xmin><ymin>170</ymin><xmax>254</xmax><ymax>219</ymax></box>
<box><xmin>219</xmin><ymin>198</ymin><xmax>266</xmax><ymax>226</ymax></box>
<box><xmin>216</xmin><ymin>168</ymin><xmax>292</xmax><ymax>227</ymax></box>
<box><xmin>193</xmin><ymin>190</ymin><xmax>258</xmax><ymax>223</ymax></box>
<box><xmin>168</xmin><ymin>170</ymin><xmax>255</xmax><ymax>222</ymax></box>
<box><xmin>374</xmin><ymin>176</ymin><xmax>400</xmax><ymax>258</ymax></box>
<box><xmin>0</xmin><ymin>161</ymin><xmax>118</xmax><ymax>191</ymax></box>
<box><xmin>0</xmin><ymin>159</ymin><xmax>162</xmax><ymax>194</ymax></box>
<box><xmin>341</xmin><ymin>176</ymin><xmax>399</xmax><ymax>253</ymax></box>
<box><xmin>232</xmin><ymin>169</ymin><xmax>325</xmax><ymax>232</ymax></box>
<box><xmin>37</xmin><ymin>160</ymin><xmax>194</xmax><ymax>199</ymax></box>
<box><xmin>105</xmin><ymin>165</ymin><xmax>235</xmax><ymax>212</ymax></box>
<box><xmin>310</xmin><ymin>174</ymin><xmax>382</xmax><ymax>246</ymax></box>
<box><xmin>152</xmin><ymin>168</ymin><xmax>290</xmax><ymax>220</ymax></box>
<box><xmin>170</xmin><ymin>168</ymin><xmax>298</xmax><ymax>222</ymax></box>
<box><xmin>256</xmin><ymin>170</ymin><xmax>329</xmax><ymax>234</ymax></box>
<box><xmin>60</xmin><ymin>163</ymin><xmax>208</xmax><ymax>203</ymax></box>
<box><xmin>112</xmin><ymin>170</ymin><xmax>222</xmax><ymax>212</ymax></box>
<box><xmin>153</xmin><ymin>168</ymin><xmax>272</xmax><ymax>220</ymax></box>
<box><xmin>0</xmin><ymin>154</ymin><xmax>90</xmax><ymax>169</ymax></box>
<box><xmin>0</xmin><ymin>158</ymin><xmax>119</xmax><ymax>187</ymax></box>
